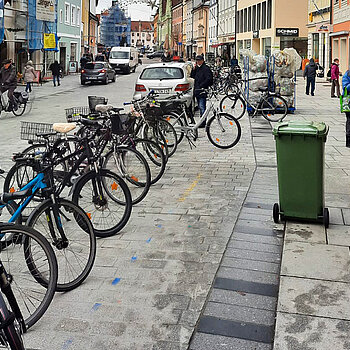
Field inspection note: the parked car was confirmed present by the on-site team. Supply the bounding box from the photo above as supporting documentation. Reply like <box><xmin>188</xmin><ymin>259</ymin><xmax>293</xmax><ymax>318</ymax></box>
<box><xmin>147</xmin><ymin>51</ymin><xmax>163</xmax><ymax>59</ymax></box>
<box><xmin>133</xmin><ymin>62</ymin><xmax>194</xmax><ymax>110</ymax></box>
<box><xmin>109</xmin><ymin>46</ymin><xmax>138</xmax><ymax>74</ymax></box>
<box><xmin>80</xmin><ymin>62</ymin><xmax>116</xmax><ymax>85</ymax></box>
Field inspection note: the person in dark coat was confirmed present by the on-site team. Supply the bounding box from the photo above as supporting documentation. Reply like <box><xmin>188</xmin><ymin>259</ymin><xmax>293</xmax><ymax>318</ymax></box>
<box><xmin>303</xmin><ymin>58</ymin><xmax>317</xmax><ymax>96</ymax></box>
<box><xmin>49</xmin><ymin>61</ymin><xmax>61</xmax><ymax>87</ymax></box>
<box><xmin>161</xmin><ymin>50</ymin><xmax>172</xmax><ymax>62</ymax></box>
<box><xmin>190</xmin><ymin>55</ymin><xmax>213</xmax><ymax>127</ymax></box>
<box><xmin>0</xmin><ymin>59</ymin><xmax>18</xmax><ymax>111</ymax></box>
<box><xmin>80</xmin><ymin>55</ymin><xmax>88</xmax><ymax>70</ymax></box>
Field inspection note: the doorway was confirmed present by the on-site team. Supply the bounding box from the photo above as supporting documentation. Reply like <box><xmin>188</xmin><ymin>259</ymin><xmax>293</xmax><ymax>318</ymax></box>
<box><xmin>60</xmin><ymin>47</ymin><xmax>66</xmax><ymax>74</ymax></box>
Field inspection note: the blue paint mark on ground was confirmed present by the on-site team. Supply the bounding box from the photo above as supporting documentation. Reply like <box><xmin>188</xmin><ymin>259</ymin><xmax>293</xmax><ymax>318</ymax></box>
<box><xmin>146</xmin><ymin>238</ymin><xmax>152</xmax><ymax>243</ymax></box>
<box><xmin>131</xmin><ymin>256</ymin><xmax>137</xmax><ymax>261</ymax></box>
<box><xmin>62</xmin><ymin>339</ymin><xmax>73</xmax><ymax>350</ymax></box>
<box><xmin>156</xmin><ymin>224</ymin><xmax>162</xmax><ymax>228</ymax></box>
<box><xmin>112</xmin><ymin>278</ymin><xmax>121</xmax><ymax>285</ymax></box>
<box><xmin>91</xmin><ymin>303</ymin><xmax>102</xmax><ymax>312</ymax></box>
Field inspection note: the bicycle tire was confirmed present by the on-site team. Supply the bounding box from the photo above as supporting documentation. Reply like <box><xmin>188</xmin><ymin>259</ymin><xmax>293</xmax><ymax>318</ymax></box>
<box><xmin>220</xmin><ymin>94</ymin><xmax>246</xmax><ymax>120</ymax></box>
<box><xmin>261</xmin><ymin>95</ymin><xmax>288</xmax><ymax>122</ymax></box>
<box><xmin>72</xmin><ymin>169</ymin><xmax>132</xmax><ymax>237</ymax></box>
<box><xmin>0</xmin><ymin>223</ymin><xmax>58</xmax><ymax>329</ymax></box>
<box><xmin>0</xmin><ymin>293</ymin><xmax>24</xmax><ymax>350</ymax></box>
<box><xmin>27</xmin><ymin>199</ymin><xmax>96</xmax><ymax>292</ymax></box>
<box><xmin>103</xmin><ymin>146</ymin><xmax>151</xmax><ymax>205</ymax></box>
<box><xmin>132</xmin><ymin>138</ymin><xmax>167</xmax><ymax>185</ymax></box>
<box><xmin>163</xmin><ymin>112</ymin><xmax>185</xmax><ymax>144</ymax></box>
<box><xmin>12</xmin><ymin>103</ymin><xmax>26</xmax><ymax>117</ymax></box>
<box><xmin>206</xmin><ymin>112</ymin><xmax>242</xmax><ymax>149</ymax></box>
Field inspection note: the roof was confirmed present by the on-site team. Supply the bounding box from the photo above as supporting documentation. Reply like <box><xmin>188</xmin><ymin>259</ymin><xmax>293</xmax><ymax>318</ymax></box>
<box><xmin>131</xmin><ymin>21</ymin><xmax>153</xmax><ymax>32</ymax></box>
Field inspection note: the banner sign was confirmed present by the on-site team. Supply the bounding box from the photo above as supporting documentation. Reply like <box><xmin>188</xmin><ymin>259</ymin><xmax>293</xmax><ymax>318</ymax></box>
<box><xmin>316</xmin><ymin>24</ymin><xmax>333</xmax><ymax>33</ymax></box>
<box><xmin>36</xmin><ymin>0</ymin><xmax>55</xmax><ymax>22</ymax></box>
<box><xmin>0</xmin><ymin>0</ymin><xmax>4</xmax><ymax>44</ymax></box>
<box><xmin>276</xmin><ymin>28</ymin><xmax>299</xmax><ymax>37</ymax></box>
<box><xmin>44</xmin><ymin>33</ymin><xmax>56</xmax><ymax>49</ymax></box>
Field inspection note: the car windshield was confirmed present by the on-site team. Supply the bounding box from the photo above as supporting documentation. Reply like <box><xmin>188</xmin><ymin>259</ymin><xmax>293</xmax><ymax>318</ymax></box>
<box><xmin>140</xmin><ymin>67</ymin><xmax>184</xmax><ymax>80</ymax></box>
<box><xmin>85</xmin><ymin>63</ymin><xmax>104</xmax><ymax>69</ymax></box>
<box><xmin>110</xmin><ymin>51</ymin><xmax>129</xmax><ymax>59</ymax></box>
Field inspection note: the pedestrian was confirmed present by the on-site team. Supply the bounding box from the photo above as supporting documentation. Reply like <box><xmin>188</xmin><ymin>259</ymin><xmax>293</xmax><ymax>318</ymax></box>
<box><xmin>331</xmin><ymin>58</ymin><xmax>340</xmax><ymax>98</ymax></box>
<box><xmin>0</xmin><ymin>59</ymin><xmax>18</xmax><ymax>111</ymax></box>
<box><xmin>190</xmin><ymin>55</ymin><xmax>213</xmax><ymax>127</ymax></box>
<box><xmin>23</xmin><ymin>60</ymin><xmax>37</xmax><ymax>93</ymax></box>
<box><xmin>303</xmin><ymin>58</ymin><xmax>317</xmax><ymax>96</ymax></box>
<box><xmin>230</xmin><ymin>56</ymin><xmax>239</xmax><ymax>67</ymax></box>
<box><xmin>80</xmin><ymin>55</ymin><xmax>88</xmax><ymax>70</ymax></box>
<box><xmin>342</xmin><ymin>66</ymin><xmax>350</xmax><ymax>147</ymax></box>
<box><xmin>161</xmin><ymin>50</ymin><xmax>172</xmax><ymax>62</ymax></box>
<box><xmin>49</xmin><ymin>60</ymin><xmax>61</xmax><ymax>87</ymax></box>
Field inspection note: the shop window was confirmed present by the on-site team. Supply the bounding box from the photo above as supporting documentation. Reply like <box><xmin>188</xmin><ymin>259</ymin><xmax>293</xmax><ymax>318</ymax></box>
<box><xmin>267</xmin><ymin>0</ymin><xmax>272</xmax><ymax>29</ymax></box>
<box><xmin>263</xmin><ymin>37</ymin><xmax>271</xmax><ymax>57</ymax></box>
<box><xmin>312</xmin><ymin>33</ymin><xmax>319</xmax><ymax>60</ymax></box>
<box><xmin>70</xmin><ymin>43</ymin><xmax>77</xmax><ymax>61</ymax></box>
<box><xmin>257</xmin><ymin>3</ymin><xmax>261</xmax><ymax>30</ymax></box>
<box><xmin>262</xmin><ymin>1</ymin><xmax>266</xmax><ymax>30</ymax></box>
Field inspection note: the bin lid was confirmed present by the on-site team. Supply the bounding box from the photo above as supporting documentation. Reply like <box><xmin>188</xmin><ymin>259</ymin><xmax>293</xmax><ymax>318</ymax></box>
<box><xmin>273</xmin><ymin>121</ymin><xmax>328</xmax><ymax>138</ymax></box>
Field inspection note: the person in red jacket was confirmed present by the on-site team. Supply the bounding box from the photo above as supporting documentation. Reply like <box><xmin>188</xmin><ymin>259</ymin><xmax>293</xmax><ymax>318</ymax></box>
<box><xmin>331</xmin><ymin>58</ymin><xmax>340</xmax><ymax>98</ymax></box>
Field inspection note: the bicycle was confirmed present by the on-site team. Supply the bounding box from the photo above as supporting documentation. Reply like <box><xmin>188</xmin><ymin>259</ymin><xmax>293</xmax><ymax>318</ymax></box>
<box><xmin>219</xmin><ymin>78</ymin><xmax>288</xmax><ymax>122</ymax></box>
<box><xmin>0</xmin><ymin>89</ymin><xmax>28</xmax><ymax>117</ymax></box>
<box><xmin>160</xmin><ymin>89</ymin><xmax>242</xmax><ymax>149</ymax></box>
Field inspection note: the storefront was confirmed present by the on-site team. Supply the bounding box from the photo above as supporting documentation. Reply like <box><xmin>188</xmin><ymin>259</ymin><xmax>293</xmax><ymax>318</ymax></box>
<box><xmin>276</xmin><ymin>28</ymin><xmax>307</xmax><ymax>59</ymax></box>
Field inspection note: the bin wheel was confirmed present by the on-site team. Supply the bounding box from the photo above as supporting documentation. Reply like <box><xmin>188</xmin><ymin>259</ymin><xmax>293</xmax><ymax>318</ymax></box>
<box><xmin>273</xmin><ymin>203</ymin><xmax>280</xmax><ymax>224</ymax></box>
<box><xmin>323</xmin><ymin>208</ymin><xmax>329</xmax><ymax>228</ymax></box>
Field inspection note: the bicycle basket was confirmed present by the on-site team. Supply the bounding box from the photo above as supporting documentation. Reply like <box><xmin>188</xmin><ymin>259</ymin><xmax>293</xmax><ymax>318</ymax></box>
<box><xmin>65</xmin><ymin>106</ymin><xmax>90</xmax><ymax>122</ymax></box>
<box><xmin>110</xmin><ymin>113</ymin><xmax>135</xmax><ymax>135</ymax></box>
<box><xmin>88</xmin><ymin>96</ymin><xmax>108</xmax><ymax>112</ymax></box>
<box><xmin>144</xmin><ymin>104</ymin><xmax>163</xmax><ymax>121</ymax></box>
<box><xmin>157</xmin><ymin>100</ymin><xmax>183</xmax><ymax>114</ymax></box>
<box><xmin>20</xmin><ymin>121</ymin><xmax>61</xmax><ymax>142</ymax></box>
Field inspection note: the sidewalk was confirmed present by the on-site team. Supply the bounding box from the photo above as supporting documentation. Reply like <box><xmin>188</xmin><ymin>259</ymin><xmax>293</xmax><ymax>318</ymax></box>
<box><xmin>190</xmin><ymin>78</ymin><xmax>350</xmax><ymax>350</ymax></box>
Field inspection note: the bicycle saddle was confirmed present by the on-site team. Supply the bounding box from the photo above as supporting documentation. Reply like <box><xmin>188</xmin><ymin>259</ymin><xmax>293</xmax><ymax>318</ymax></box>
<box><xmin>53</xmin><ymin>123</ymin><xmax>77</xmax><ymax>134</ymax></box>
<box><xmin>258</xmin><ymin>87</ymin><xmax>269</xmax><ymax>92</ymax></box>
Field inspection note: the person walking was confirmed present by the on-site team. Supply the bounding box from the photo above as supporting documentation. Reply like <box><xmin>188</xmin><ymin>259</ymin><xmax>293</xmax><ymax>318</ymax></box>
<box><xmin>49</xmin><ymin>61</ymin><xmax>61</xmax><ymax>87</ymax></box>
<box><xmin>23</xmin><ymin>60</ymin><xmax>37</xmax><ymax>93</ymax></box>
<box><xmin>190</xmin><ymin>55</ymin><xmax>213</xmax><ymax>127</ymax></box>
<box><xmin>303</xmin><ymin>58</ymin><xmax>317</xmax><ymax>96</ymax></box>
<box><xmin>331</xmin><ymin>58</ymin><xmax>340</xmax><ymax>98</ymax></box>
<box><xmin>161</xmin><ymin>50</ymin><xmax>172</xmax><ymax>62</ymax></box>
<box><xmin>342</xmin><ymin>66</ymin><xmax>350</xmax><ymax>147</ymax></box>
<box><xmin>0</xmin><ymin>59</ymin><xmax>18</xmax><ymax>111</ymax></box>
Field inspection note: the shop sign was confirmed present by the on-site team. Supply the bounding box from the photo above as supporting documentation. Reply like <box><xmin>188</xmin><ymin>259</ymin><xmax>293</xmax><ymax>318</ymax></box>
<box><xmin>253</xmin><ymin>30</ymin><xmax>259</xmax><ymax>39</ymax></box>
<box><xmin>36</xmin><ymin>0</ymin><xmax>55</xmax><ymax>22</ymax></box>
<box><xmin>276</xmin><ymin>28</ymin><xmax>299</xmax><ymax>37</ymax></box>
<box><xmin>316</xmin><ymin>24</ymin><xmax>333</xmax><ymax>33</ymax></box>
<box><xmin>228</xmin><ymin>36</ymin><xmax>235</xmax><ymax>41</ymax></box>
<box><xmin>44</xmin><ymin>33</ymin><xmax>56</xmax><ymax>49</ymax></box>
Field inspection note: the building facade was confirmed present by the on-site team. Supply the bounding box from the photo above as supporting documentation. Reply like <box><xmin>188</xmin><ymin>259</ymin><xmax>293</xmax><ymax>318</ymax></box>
<box><xmin>158</xmin><ymin>0</ymin><xmax>172</xmax><ymax>49</ymax></box>
<box><xmin>307</xmin><ymin>0</ymin><xmax>331</xmax><ymax>71</ymax></box>
<box><xmin>331</xmin><ymin>0</ymin><xmax>350</xmax><ymax>75</ymax></box>
<box><xmin>57</xmin><ymin>0</ymin><xmax>82</xmax><ymax>73</ymax></box>
<box><xmin>185</xmin><ymin>0</ymin><xmax>193</xmax><ymax>58</ymax></box>
<box><xmin>192</xmin><ymin>0</ymin><xmax>209</xmax><ymax>56</ymax></box>
<box><xmin>171</xmin><ymin>0</ymin><xmax>183</xmax><ymax>55</ymax></box>
<box><xmin>153</xmin><ymin>11</ymin><xmax>158</xmax><ymax>49</ymax></box>
<box><xmin>131</xmin><ymin>20</ymin><xmax>154</xmax><ymax>49</ymax></box>
<box><xmin>237</xmin><ymin>0</ymin><xmax>308</xmax><ymax>59</ymax></box>
<box><xmin>208</xmin><ymin>0</ymin><xmax>218</xmax><ymax>52</ymax></box>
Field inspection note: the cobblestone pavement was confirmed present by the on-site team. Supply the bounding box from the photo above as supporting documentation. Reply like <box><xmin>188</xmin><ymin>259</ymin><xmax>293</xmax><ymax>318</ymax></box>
<box><xmin>0</xmin><ymin>68</ymin><xmax>257</xmax><ymax>349</ymax></box>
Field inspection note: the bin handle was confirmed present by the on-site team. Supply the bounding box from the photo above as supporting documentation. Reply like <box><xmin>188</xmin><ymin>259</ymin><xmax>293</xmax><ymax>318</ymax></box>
<box><xmin>275</xmin><ymin>122</ymin><xmax>328</xmax><ymax>136</ymax></box>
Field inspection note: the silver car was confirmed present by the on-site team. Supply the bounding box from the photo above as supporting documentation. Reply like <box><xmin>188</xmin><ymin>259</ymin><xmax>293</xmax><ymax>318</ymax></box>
<box><xmin>133</xmin><ymin>62</ymin><xmax>194</xmax><ymax>109</ymax></box>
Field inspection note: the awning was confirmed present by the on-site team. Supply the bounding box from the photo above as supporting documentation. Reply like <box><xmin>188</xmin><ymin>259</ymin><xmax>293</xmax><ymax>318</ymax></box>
<box><xmin>329</xmin><ymin>31</ymin><xmax>349</xmax><ymax>37</ymax></box>
<box><xmin>210</xmin><ymin>43</ymin><xmax>224</xmax><ymax>48</ymax></box>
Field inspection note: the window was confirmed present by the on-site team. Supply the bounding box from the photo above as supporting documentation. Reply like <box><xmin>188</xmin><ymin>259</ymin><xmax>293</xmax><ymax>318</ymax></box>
<box><xmin>252</xmin><ymin>5</ymin><xmax>256</xmax><ymax>31</ymax></box>
<box><xmin>244</xmin><ymin>8</ymin><xmax>247</xmax><ymax>32</ymax></box>
<box><xmin>262</xmin><ymin>1</ymin><xmax>266</xmax><ymax>30</ymax></box>
<box><xmin>267</xmin><ymin>0</ymin><xmax>272</xmax><ymax>29</ymax></box>
<box><xmin>132</xmin><ymin>32</ymin><xmax>135</xmax><ymax>36</ymax></box>
<box><xmin>65</xmin><ymin>3</ymin><xmax>70</xmax><ymax>24</ymax></box>
<box><xmin>239</xmin><ymin>10</ymin><xmax>243</xmax><ymax>33</ymax></box>
<box><xmin>248</xmin><ymin>7</ymin><xmax>251</xmax><ymax>32</ymax></box>
<box><xmin>59</xmin><ymin>9</ymin><xmax>63</xmax><ymax>23</ymax></box>
<box><xmin>312</xmin><ymin>33</ymin><xmax>319</xmax><ymax>60</ymax></box>
<box><xmin>257</xmin><ymin>3</ymin><xmax>261</xmax><ymax>30</ymax></box>
<box><xmin>76</xmin><ymin>7</ymin><xmax>80</xmax><ymax>26</ymax></box>
<box><xmin>132</xmin><ymin>39</ymin><xmax>134</xmax><ymax>43</ymax></box>
<box><xmin>140</xmin><ymin>67</ymin><xmax>184</xmax><ymax>80</ymax></box>
<box><xmin>71</xmin><ymin>5</ymin><xmax>76</xmax><ymax>25</ymax></box>
<box><xmin>70</xmin><ymin>43</ymin><xmax>77</xmax><ymax>61</ymax></box>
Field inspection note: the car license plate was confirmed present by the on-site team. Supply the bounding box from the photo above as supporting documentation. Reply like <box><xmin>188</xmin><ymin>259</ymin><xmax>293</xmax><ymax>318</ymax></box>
<box><xmin>154</xmin><ymin>89</ymin><xmax>170</xmax><ymax>94</ymax></box>
<box><xmin>87</xmin><ymin>77</ymin><xmax>97</xmax><ymax>80</ymax></box>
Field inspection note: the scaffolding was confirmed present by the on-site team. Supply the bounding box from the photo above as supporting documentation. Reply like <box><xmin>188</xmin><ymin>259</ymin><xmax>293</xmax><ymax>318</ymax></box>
<box><xmin>100</xmin><ymin>3</ymin><xmax>131</xmax><ymax>48</ymax></box>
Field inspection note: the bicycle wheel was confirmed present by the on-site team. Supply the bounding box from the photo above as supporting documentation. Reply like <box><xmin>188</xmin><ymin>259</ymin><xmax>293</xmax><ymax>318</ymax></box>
<box><xmin>0</xmin><ymin>224</ymin><xmax>58</xmax><ymax>329</ymax></box>
<box><xmin>72</xmin><ymin>169</ymin><xmax>132</xmax><ymax>237</ymax></box>
<box><xmin>12</xmin><ymin>103</ymin><xmax>26</xmax><ymax>117</ymax></box>
<box><xmin>220</xmin><ymin>94</ymin><xmax>246</xmax><ymax>120</ymax></box>
<box><xmin>206</xmin><ymin>112</ymin><xmax>242</xmax><ymax>149</ymax></box>
<box><xmin>0</xmin><ymin>294</ymin><xmax>24</xmax><ymax>350</ymax></box>
<box><xmin>261</xmin><ymin>95</ymin><xmax>288</xmax><ymax>122</ymax></box>
<box><xmin>163</xmin><ymin>112</ymin><xmax>185</xmax><ymax>144</ymax></box>
<box><xmin>132</xmin><ymin>138</ymin><xmax>167</xmax><ymax>185</ymax></box>
<box><xmin>27</xmin><ymin>199</ymin><xmax>96</xmax><ymax>292</ymax></box>
<box><xmin>103</xmin><ymin>146</ymin><xmax>151</xmax><ymax>205</ymax></box>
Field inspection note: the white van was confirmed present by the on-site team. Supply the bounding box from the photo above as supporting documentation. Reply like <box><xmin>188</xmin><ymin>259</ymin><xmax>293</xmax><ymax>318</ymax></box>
<box><xmin>109</xmin><ymin>47</ymin><xmax>138</xmax><ymax>74</ymax></box>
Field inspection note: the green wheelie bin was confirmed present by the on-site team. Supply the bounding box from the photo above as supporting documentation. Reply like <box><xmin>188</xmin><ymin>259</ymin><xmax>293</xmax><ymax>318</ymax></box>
<box><xmin>272</xmin><ymin>121</ymin><xmax>329</xmax><ymax>227</ymax></box>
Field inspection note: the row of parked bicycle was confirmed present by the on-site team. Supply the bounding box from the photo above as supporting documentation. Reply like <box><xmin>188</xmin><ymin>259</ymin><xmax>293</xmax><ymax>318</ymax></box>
<box><xmin>0</xmin><ymin>79</ymin><xmax>289</xmax><ymax>348</ymax></box>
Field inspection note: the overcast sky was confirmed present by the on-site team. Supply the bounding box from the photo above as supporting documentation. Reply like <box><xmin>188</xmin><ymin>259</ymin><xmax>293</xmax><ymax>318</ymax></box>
<box><xmin>97</xmin><ymin>0</ymin><xmax>152</xmax><ymax>20</ymax></box>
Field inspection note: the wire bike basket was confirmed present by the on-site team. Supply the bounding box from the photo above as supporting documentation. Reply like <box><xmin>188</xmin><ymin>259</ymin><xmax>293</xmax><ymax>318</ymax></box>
<box><xmin>20</xmin><ymin>121</ymin><xmax>61</xmax><ymax>142</ymax></box>
<box><xmin>65</xmin><ymin>106</ymin><xmax>90</xmax><ymax>122</ymax></box>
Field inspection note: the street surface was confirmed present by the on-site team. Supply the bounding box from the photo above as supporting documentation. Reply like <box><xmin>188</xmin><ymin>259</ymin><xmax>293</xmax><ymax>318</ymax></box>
<box><xmin>0</xmin><ymin>61</ymin><xmax>349</xmax><ymax>350</ymax></box>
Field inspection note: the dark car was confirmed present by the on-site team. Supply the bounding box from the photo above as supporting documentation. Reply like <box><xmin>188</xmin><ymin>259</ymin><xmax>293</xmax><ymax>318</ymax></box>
<box><xmin>81</xmin><ymin>62</ymin><xmax>116</xmax><ymax>85</ymax></box>
<box><xmin>147</xmin><ymin>51</ymin><xmax>163</xmax><ymax>59</ymax></box>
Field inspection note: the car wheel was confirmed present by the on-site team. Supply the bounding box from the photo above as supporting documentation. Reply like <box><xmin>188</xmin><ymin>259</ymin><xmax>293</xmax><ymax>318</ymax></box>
<box><xmin>112</xmin><ymin>74</ymin><xmax>116</xmax><ymax>82</ymax></box>
<box><xmin>104</xmin><ymin>76</ymin><xmax>108</xmax><ymax>85</ymax></box>
<box><xmin>81</xmin><ymin>80</ymin><xmax>86</xmax><ymax>85</ymax></box>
